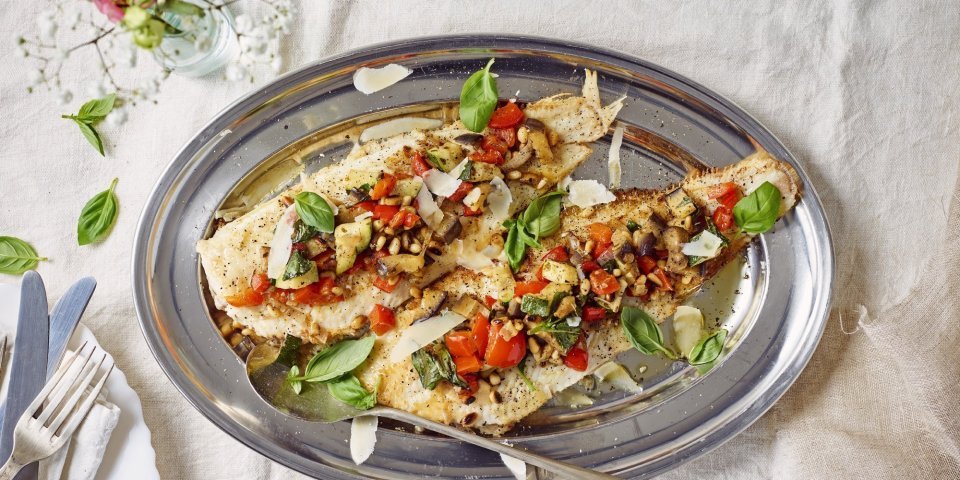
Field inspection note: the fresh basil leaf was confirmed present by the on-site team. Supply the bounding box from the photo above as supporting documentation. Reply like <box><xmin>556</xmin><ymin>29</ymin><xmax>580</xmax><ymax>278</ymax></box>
<box><xmin>529</xmin><ymin>319</ymin><xmax>580</xmax><ymax>354</ymax></box>
<box><xmin>327</xmin><ymin>374</ymin><xmax>376</xmax><ymax>410</ymax></box>
<box><xmin>296</xmin><ymin>335</ymin><xmax>376</xmax><ymax>383</ymax></box>
<box><xmin>411</xmin><ymin>342</ymin><xmax>467</xmax><ymax>390</ymax></box>
<box><xmin>282</xmin><ymin>250</ymin><xmax>312</xmax><ymax>280</ymax></box>
<box><xmin>0</xmin><ymin>236</ymin><xmax>47</xmax><ymax>275</ymax></box>
<box><xmin>458</xmin><ymin>161</ymin><xmax>474</xmax><ymax>181</ymax></box>
<box><xmin>620</xmin><ymin>306</ymin><xmax>676</xmax><ymax>359</ymax></box>
<box><xmin>733</xmin><ymin>182</ymin><xmax>781</xmax><ymax>233</ymax></box>
<box><xmin>286</xmin><ymin>365</ymin><xmax>303</xmax><ymax>394</ymax></box>
<box><xmin>503</xmin><ymin>221</ymin><xmax>527</xmax><ymax>272</ymax></box>
<box><xmin>77</xmin><ymin>178</ymin><xmax>119</xmax><ymax>246</ymax></box>
<box><xmin>547</xmin><ymin>292</ymin><xmax>569</xmax><ymax>318</ymax></box>
<box><xmin>77</xmin><ymin>93</ymin><xmax>116</xmax><ymax>121</ymax></box>
<box><xmin>520</xmin><ymin>295</ymin><xmax>550</xmax><ymax>317</ymax></box>
<box><xmin>73</xmin><ymin>118</ymin><xmax>105</xmax><ymax>156</ymax></box>
<box><xmin>521</xmin><ymin>191</ymin><xmax>565</xmax><ymax>240</ymax></box>
<box><xmin>459</xmin><ymin>58</ymin><xmax>498</xmax><ymax>132</ymax></box>
<box><xmin>291</xmin><ymin>220</ymin><xmax>317</xmax><ymax>243</ymax></box>
<box><xmin>425</xmin><ymin>151</ymin><xmax>445</xmax><ymax>170</ymax></box>
<box><xmin>294</xmin><ymin>192</ymin><xmax>335</xmax><ymax>233</ymax></box>
<box><xmin>688</xmin><ymin>329</ymin><xmax>727</xmax><ymax>366</ymax></box>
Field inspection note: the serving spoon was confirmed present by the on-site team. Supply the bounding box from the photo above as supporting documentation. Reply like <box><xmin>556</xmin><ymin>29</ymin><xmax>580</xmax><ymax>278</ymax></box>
<box><xmin>245</xmin><ymin>344</ymin><xmax>617</xmax><ymax>480</ymax></box>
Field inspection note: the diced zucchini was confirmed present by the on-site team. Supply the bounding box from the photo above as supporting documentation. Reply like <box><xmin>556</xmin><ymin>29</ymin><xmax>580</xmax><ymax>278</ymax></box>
<box><xmin>304</xmin><ymin>237</ymin><xmax>327</xmax><ymax>259</ymax></box>
<box><xmin>343</xmin><ymin>170</ymin><xmax>381</xmax><ymax>191</ymax></box>
<box><xmin>375</xmin><ymin>253</ymin><xmax>424</xmax><ymax>277</ymax></box>
<box><xmin>451</xmin><ymin>295</ymin><xmax>483</xmax><ymax>319</ymax></box>
<box><xmin>334</xmin><ymin>217</ymin><xmax>373</xmax><ymax>274</ymax></box>
<box><xmin>666</xmin><ymin>188</ymin><xmax>697</xmax><ymax>218</ymax></box>
<box><xmin>540</xmin><ymin>260</ymin><xmax>579</xmax><ymax>285</ymax></box>
<box><xmin>425</xmin><ymin>143</ymin><xmax>465</xmax><ymax>172</ymax></box>
<box><xmin>275</xmin><ymin>262</ymin><xmax>319</xmax><ymax>289</ymax></box>
<box><xmin>465</xmin><ymin>162</ymin><xmax>502</xmax><ymax>183</ymax></box>
<box><xmin>393</xmin><ymin>178</ymin><xmax>423</xmax><ymax>198</ymax></box>
<box><xmin>538</xmin><ymin>282</ymin><xmax>572</xmax><ymax>301</ymax></box>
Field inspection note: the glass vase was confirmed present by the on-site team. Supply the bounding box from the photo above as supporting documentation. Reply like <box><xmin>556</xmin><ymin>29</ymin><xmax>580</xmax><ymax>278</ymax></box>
<box><xmin>152</xmin><ymin>3</ymin><xmax>239</xmax><ymax>77</ymax></box>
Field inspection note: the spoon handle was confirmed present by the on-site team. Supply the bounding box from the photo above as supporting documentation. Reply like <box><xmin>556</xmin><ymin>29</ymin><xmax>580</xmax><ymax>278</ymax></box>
<box><xmin>372</xmin><ymin>407</ymin><xmax>617</xmax><ymax>480</ymax></box>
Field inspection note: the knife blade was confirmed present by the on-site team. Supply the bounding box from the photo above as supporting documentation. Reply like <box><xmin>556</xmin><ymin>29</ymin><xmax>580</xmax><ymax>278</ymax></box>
<box><xmin>0</xmin><ymin>271</ymin><xmax>49</xmax><ymax>461</ymax></box>
<box><xmin>46</xmin><ymin>277</ymin><xmax>96</xmax><ymax>379</ymax></box>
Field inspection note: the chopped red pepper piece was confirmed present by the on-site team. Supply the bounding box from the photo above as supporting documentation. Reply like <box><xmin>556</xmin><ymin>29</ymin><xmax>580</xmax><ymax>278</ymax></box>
<box><xmin>226</xmin><ymin>287</ymin><xmax>264</xmax><ymax>307</ymax></box>
<box><xmin>580</xmin><ymin>260</ymin><xmax>601</xmax><ymax>274</ymax></box>
<box><xmin>369</xmin><ymin>304</ymin><xmax>396</xmax><ymax>335</ymax></box>
<box><xmin>454</xmin><ymin>354</ymin><xmax>482</xmax><ymax>375</ymax></box>
<box><xmin>589</xmin><ymin>269</ymin><xmax>620</xmax><ymax>295</ymax></box>
<box><xmin>637</xmin><ymin>255</ymin><xmax>658</xmax><ymax>274</ymax></box>
<box><xmin>563</xmin><ymin>346</ymin><xmax>589</xmax><ymax>371</ymax></box>
<box><xmin>472</xmin><ymin>312</ymin><xmax>490</xmax><ymax>356</ymax></box>
<box><xmin>372</xmin><ymin>275</ymin><xmax>398</xmax><ymax>293</ymax></box>
<box><xmin>370</xmin><ymin>173</ymin><xmax>397</xmax><ymax>200</ymax></box>
<box><xmin>514</xmin><ymin>280</ymin><xmax>550</xmax><ymax>297</ymax></box>
<box><xmin>582</xmin><ymin>306</ymin><xmax>607</xmax><ymax>323</ymax></box>
<box><xmin>250</xmin><ymin>273</ymin><xmax>271</xmax><ymax>294</ymax></box>
<box><xmin>445</xmin><ymin>331</ymin><xmax>478</xmax><ymax>358</ymax></box>
<box><xmin>447</xmin><ymin>182</ymin><xmax>475</xmax><ymax>202</ymax></box>
<box><xmin>541</xmin><ymin>245</ymin><xmax>569</xmax><ymax>262</ymax></box>
<box><xmin>410</xmin><ymin>151</ymin><xmax>431</xmax><ymax>176</ymax></box>
<box><xmin>373</xmin><ymin>204</ymin><xmax>400</xmax><ymax>222</ymax></box>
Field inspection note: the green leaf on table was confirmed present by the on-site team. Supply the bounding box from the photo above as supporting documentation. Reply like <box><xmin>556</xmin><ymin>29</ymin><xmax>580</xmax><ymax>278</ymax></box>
<box><xmin>73</xmin><ymin>119</ymin><xmax>105</xmax><ymax>156</ymax></box>
<box><xmin>77</xmin><ymin>178</ymin><xmax>120</xmax><ymax>246</ymax></box>
<box><xmin>294</xmin><ymin>192</ymin><xmax>335</xmax><ymax>233</ymax></box>
<box><xmin>77</xmin><ymin>93</ymin><xmax>116</xmax><ymax>122</ymax></box>
<box><xmin>733</xmin><ymin>181</ymin><xmax>782</xmax><ymax>233</ymax></box>
<box><xmin>326</xmin><ymin>374</ymin><xmax>376</xmax><ymax>410</ymax></box>
<box><xmin>620</xmin><ymin>306</ymin><xmax>676</xmax><ymax>359</ymax></box>
<box><xmin>0</xmin><ymin>236</ymin><xmax>47</xmax><ymax>275</ymax></box>
<box><xmin>688</xmin><ymin>329</ymin><xmax>727</xmax><ymax>366</ymax></box>
<box><xmin>459</xmin><ymin>58</ymin><xmax>498</xmax><ymax>132</ymax></box>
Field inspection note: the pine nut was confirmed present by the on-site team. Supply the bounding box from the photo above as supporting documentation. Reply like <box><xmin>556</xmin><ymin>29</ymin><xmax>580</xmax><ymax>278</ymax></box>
<box><xmin>613</xmin><ymin>268</ymin><xmax>623</xmax><ymax>277</ymax></box>
<box><xmin>401</xmin><ymin>195</ymin><xmax>413</xmax><ymax>206</ymax></box>
<box><xmin>517</xmin><ymin>127</ymin><xmax>529</xmax><ymax>144</ymax></box>
<box><xmin>387</xmin><ymin>276</ymin><xmax>400</xmax><ymax>286</ymax></box>
<box><xmin>528</xmin><ymin>337</ymin><xmax>540</xmax><ymax>354</ymax></box>
<box><xmin>488</xmin><ymin>373</ymin><xmax>501</xmax><ymax>386</ymax></box>
<box><xmin>410</xmin><ymin>286</ymin><xmax>422</xmax><ymax>299</ymax></box>
<box><xmin>331</xmin><ymin>286</ymin><xmax>344</xmax><ymax>296</ymax></box>
<box><xmin>536</xmin><ymin>178</ymin><xmax>548</xmax><ymax>189</ymax></box>
<box><xmin>375</xmin><ymin>235</ymin><xmax>387</xmax><ymax>251</ymax></box>
<box><xmin>219</xmin><ymin>323</ymin><xmax>234</xmax><ymax>336</ymax></box>
<box><xmin>624</xmin><ymin>253</ymin><xmax>636</xmax><ymax>263</ymax></box>
<box><xmin>381</xmin><ymin>196</ymin><xmax>402</xmax><ymax>206</ymax></box>
<box><xmin>507</xmin><ymin>170</ymin><xmax>522</xmax><ymax>180</ymax></box>
<box><xmin>647</xmin><ymin>272</ymin><xmax>663</xmax><ymax>287</ymax></box>
<box><xmin>373</xmin><ymin>219</ymin><xmax>384</xmax><ymax>230</ymax></box>
<box><xmin>580</xmin><ymin>279</ymin><xmax>591</xmax><ymax>295</ymax></box>
<box><xmin>401</xmin><ymin>232</ymin><xmax>410</xmax><ymax>249</ymax></box>
<box><xmin>389</xmin><ymin>237</ymin><xmax>401</xmax><ymax>255</ymax></box>
<box><xmin>584</xmin><ymin>240</ymin><xmax>595</xmax><ymax>255</ymax></box>
<box><xmin>489</xmin><ymin>389</ymin><xmax>502</xmax><ymax>404</ymax></box>
<box><xmin>408</xmin><ymin>243</ymin><xmax>422</xmax><ymax>254</ymax></box>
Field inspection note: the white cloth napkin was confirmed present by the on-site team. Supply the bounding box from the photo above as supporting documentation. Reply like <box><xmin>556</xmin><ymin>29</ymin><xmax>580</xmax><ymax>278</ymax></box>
<box><xmin>37</xmin><ymin>395</ymin><xmax>120</xmax><ymax>480</ymax></box>
<box><xmin>1</xmin><ymin>347</ymin><xmax>124</xmax><ymax>480</ymax></box>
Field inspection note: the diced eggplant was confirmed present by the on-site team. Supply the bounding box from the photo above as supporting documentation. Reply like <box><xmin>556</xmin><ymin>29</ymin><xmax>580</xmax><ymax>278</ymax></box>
<box><xmin>662</xmin><ymin>226</ymin><xmax>690</xmax><ymax>272</ymax></box>
<box><xmin>528</xmin><ymin>130</ymin><xmax>553</xmax><ymax>163</ymax></box>
<box><xmin>410</xmin><ymin>290</ymin><xmax>448</xmax><ymax>325</ymax></box>
<box><xmin>666</xmin><ymin>188</ymin><xmax>697</xmax><ymax>219</ymax></box>
<box><xmin>634</xmin><ymin>231</ymin><xmax>655</xmax><ymax>257</ymax></box>
<box><xmin>595</xmin><ymin>247</ymin><xmax>617</xmax><ymax>266</ymax></box>
<box><xmin>524</xmin><ymin>118</ymin><xmax>546</xmax><ymax>131</ymax></box>
<box><xmin>376</xmin><ymin>254</ymin><xmax>424</xmax><ymax>277</ymax></box>
<box><xmin>453</xmin><ymin>133</ymin><xmax>484</xmax><ymax>148</ymax></box>
<box><xmin>433</xmin><ymin>213</ymin><xmax>462</xmax><ymax>244</ymax></box>
<box><xmin>566</xmin><ymin>234</ymin><xmax>588</xmax><ymax>265</ymax></box>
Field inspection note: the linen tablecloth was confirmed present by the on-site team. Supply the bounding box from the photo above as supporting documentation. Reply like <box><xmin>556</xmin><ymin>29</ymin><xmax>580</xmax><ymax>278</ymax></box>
<box><xmin>1</xmin><ymin>1</ymin><xmax>958</xmax><ymax>478</ymax></box>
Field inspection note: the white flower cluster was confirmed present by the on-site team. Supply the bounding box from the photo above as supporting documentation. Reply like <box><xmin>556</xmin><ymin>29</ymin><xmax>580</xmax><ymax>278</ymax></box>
<box><xmin>19</xmin><ymin>0</ymin><xmax>293</xmax><ymax>128</ymax></box>
<box><xmin>225</xmin><ymin>0</ymin><xmax>293</xmax><ymax>83</ymax></box>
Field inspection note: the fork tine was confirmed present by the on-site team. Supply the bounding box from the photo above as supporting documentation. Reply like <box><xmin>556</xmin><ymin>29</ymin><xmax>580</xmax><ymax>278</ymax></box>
<box><xmin>45</xmin><ymin>351</ymin><xmax>106</xmax><ymax>434</ymax></box>
<box><xmin>21</xmin><ymin>341</ymin><xmax>90</xmax><ymax>423</ymax></box>
<box><xmin>55</xmin><ymin>362</ymin><xmax>113</xmax><ymax>440</ymax></box>
<box><xmin>35</xmin><ymin>343</ymin><xmax>96</xmax><ymax>426</ymax></box>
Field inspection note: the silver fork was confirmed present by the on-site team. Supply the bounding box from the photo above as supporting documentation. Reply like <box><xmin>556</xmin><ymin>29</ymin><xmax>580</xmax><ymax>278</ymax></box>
<box><xmin>0</xmin><ymin>343</ymin><xmax>113</xmax><ymax>479</ymax></box>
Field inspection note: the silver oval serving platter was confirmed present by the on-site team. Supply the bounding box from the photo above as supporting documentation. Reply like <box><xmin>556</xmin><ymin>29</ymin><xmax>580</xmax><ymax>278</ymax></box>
<box><xmin>132</xmin><ymin>35</ymin><xmax>834</xmax><ymax>479</ymax></box>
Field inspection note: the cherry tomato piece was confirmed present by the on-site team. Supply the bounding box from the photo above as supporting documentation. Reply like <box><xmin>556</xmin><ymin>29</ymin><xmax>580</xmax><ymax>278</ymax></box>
<box><xmin>369</xmin><ymin>304</ymin><xmax>396</xmax><ymax>335</ymax></box>
<box><xmin>580</xmin><ymin>260</ymin><xmax>601</xmax><ymax>274</ymax></box>
<box><xmin>488</xmin><ymin>102</ymin><xmax>524</xmax><ymax>128</ymax></box>
<box><xmin>484</xmin><ymin>321</ymin><xmax>527</xmax><ymax>368</ymax></box>
<box><xmin>514</xmin><ymin>280</ymin><xmax>550</xmax><ymax>297</ymax></box>
<box><xmin>410</xmin><ymin>151</ymin><xmax>431</xmax><ymax>176</ymax></box>
<box><xmin>250</xmin><ymin>273</ymin><xmax>271</xmax><ymax>294</ymax></box>
<box><xmin>637</xmin><ymin>255</ymin><xmax>658</xmax><ymax>274</ymax></box>
<box><xmin>447</xmin><ymin>182</ymin><xmax>475</xmax><ymax>202</ymax></box>
<box><xmin>713</xmin><ymin>204</ymin><xmax>734</xmax><ymax>231</ymax></box>
<box><xmin>589</xmin><ymin>269</ymin><xmax>620</xmax><ymax>295</ymax></box>
<box><xmin>541</xmin><ymin>245</ymin><xmax>570</xmax><ymax>262</ymax></box>
<box><xmin>472</xmin><ymin>312</ymin><xmax>490</xmax><ymax>356</ymax></box>
<box><xmin>454</xmin><ymin>354</ymin><xmax>482</xmax><ymax>375</ymax></box>
<box><xmin>373</xmin><ymin>204</ymin><xmax>400</xmax><ymax>222</ymax></box>
<box><xmin>445</xmin><ymin>331</ymin><xmax>478</xmax><ymax>358</ymax></box>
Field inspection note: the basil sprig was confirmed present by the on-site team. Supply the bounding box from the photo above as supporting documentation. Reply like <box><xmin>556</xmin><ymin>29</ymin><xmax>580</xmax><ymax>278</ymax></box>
<box><xmin>503</xmin><ymin>191</ymin><xmax>566</xmax><ymax>271</ymax></box>
<box><xmin>688</xmin><ymin>329</ymin><xmax>727</xmax><ymax>366</ymax></box>
<box><xmin>0</xmin><ymin>236</ymin><xmax>46</xmax><ymax>275</ymax></box>
<box><xmin>411</xmin><ymin>341</ymin><xmax>468</xmax><ymax>390</ymax></box>
<box><xmin>733</xmin><ymin>182</ymin><xmax>782</xmax><ymax>233</ymax></box>
<box><xmin>620</xmin><ymin>306</ymin><xmax>677</xmax><ymax>360</ymax></box>
<box><xmin>294</xmin><ymin>192</ymin><xmax>335</xmax><ymax>233</ymax></box>
<box><xmin>62</xmin><ymin>93</ymin><xmax>116</xmax><ymax>156</ymax></box>
<box><xmin>282</xmin><ymin>250</ymin><xmax>313</xmax><ymax>280</ymax></box>
<box><xmin>77</xmin><ymin>178</ymin><xmax>120</xmax><ymax>246</ymax></box>
<box><xmin>459</xmin><ymin>58</ymin><xmax>498</xmax><ymax>132</ymax></box>
<box><xmin>327</xmin><ymin>374</ymin><xmax>377</xmax><ymax>409</ymax></box>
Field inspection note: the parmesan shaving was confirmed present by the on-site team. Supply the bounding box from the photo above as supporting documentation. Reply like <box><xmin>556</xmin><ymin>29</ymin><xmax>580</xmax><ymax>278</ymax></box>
<box><xmin>681</xmin><ymin>230</ymin><xmax>723</xmax><ymax>258</ymax></box>
<box><xmin>359</xmin><ymin>117</ymin><xmax>443</xmax><ymax>143</ymax></box>
<box><xmin>422</xmin><ymin>169</ymin><xmax>462</xmax><ymax>197</ymax></box>
<box><xmin>593</xmin><ymin>362</ymin><xmax>642</xmax><ymax>394</ymax></box>
<box><xmin>389</xmin><ymin>311</ymin><xmax>466</xmax><ymax>362</ymax></box>
<box><xmin>415</xmin><ymin>183</ymin><xmax>443</xmax><ymax>229</ymax></box>
<box><xmin>448</xmin><ymin>159</ymin><xmax>470</xmax><ymax>179</ymax></box>
<box><xmin>454</xmin><ymin>240</ymin><xmax>495</xmax><ymax>271</ymax></box>
<box><xmin>353</xmin><ymin>63</ymin><xmax>412</xmax><ymax>94</ymax></box>
<box><xmin>499</xmin><ymin>453</ymin><xmax>527</xmax><ymax>480</ymax></box>
<box><xmin>266</xmin><ymin>204</ymin><xmax>298</xmax><ymax>279</ymax></box>
<box><xmin>349</xmin><ymin>415</ymin><xmax>378</xmax><ymax>465</ymax></box>
<box><xmin>673</xmin><ymin>306</ymin><xmax>704</xmax><ymax>357</ymax></box>
<box><xmin>567</xmin><ymin>179</ymin><xmax>616</xmax><ymax>208</ymax></box>
<box><xmin>487</xmin><ymin>176</ymin><xmax>513</xmax><ymax>220</ymax></box>
<box><xmin>608</xmin><ymin>124</ymin><xmax>624</xmax><ymax>188</ymax></box>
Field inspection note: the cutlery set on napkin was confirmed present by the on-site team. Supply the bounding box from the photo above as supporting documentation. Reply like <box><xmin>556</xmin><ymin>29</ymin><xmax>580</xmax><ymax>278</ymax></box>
<box><xmin>0</xmin><ymin>272</ymin><xmax>119</xmax><ymax>480</ymax></box>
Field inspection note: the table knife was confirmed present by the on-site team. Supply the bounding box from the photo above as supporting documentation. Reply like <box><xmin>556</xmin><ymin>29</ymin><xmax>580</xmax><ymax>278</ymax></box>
<box><xmin>46</xmin><ymin>277</ymin><xmax>96</xmax><ymax>379</ymax></box>
<box><xmin>0</xmin><ymin>271</ymin><xmax>49</xmax><ymax>462</ymax></box>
